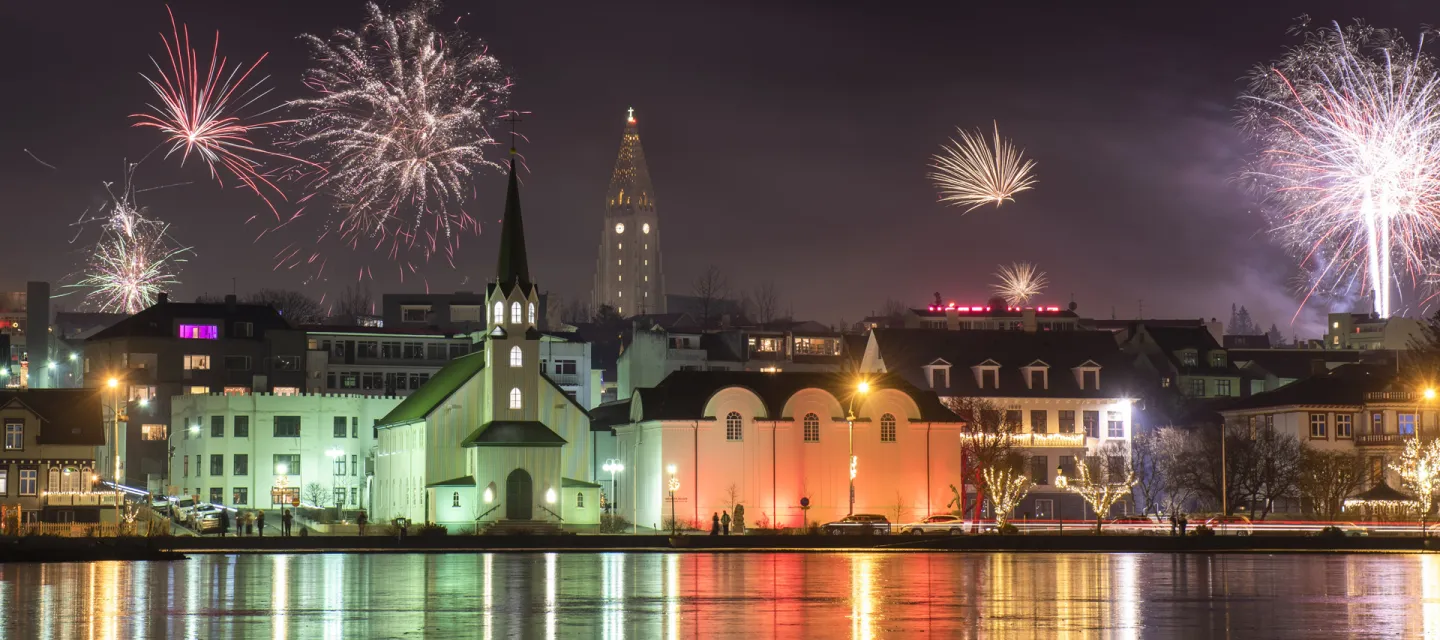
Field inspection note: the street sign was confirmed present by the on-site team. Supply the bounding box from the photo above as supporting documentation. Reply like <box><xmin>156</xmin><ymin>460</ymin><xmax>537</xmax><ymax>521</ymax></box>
<box><xmin>291</xmin><ymin>498</ymin><xmax>300</xmax><ymax>507</ymax></box>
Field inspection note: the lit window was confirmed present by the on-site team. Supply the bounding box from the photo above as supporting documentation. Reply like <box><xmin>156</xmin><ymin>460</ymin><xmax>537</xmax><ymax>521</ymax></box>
<box><xmin>618</xmin><ymin>275</ymin><xmax>623</xmax><ymax>282</ymax></box>
<box><xmin>726</xmin><ymin>412</ymin><xmax>743</xmax><ymax>441</ymax></box>
<box><xmin>880</xmin><ymin>414</ymin><xmax>897</xmax><ymax>442</ymax></box>
<box><xmin>142</xmin><ymin>424</ymin><xmax>167</xmax><ymax>441</ymax></box>
<box><xmin>618</xmin><ymin>243</ymin><xmax>622</xmax><ymax>250</ymax></box>
<box><xmin>618</xmin><ymin>260</ymin><xmax>623</xmax><ymax>266</ymax></box>
<box><xmin>183</xmin><ymin>354</ymin><xmax>211</xmax><ymax>370</ymax></box>
<box><xmin>4</xmin><ymin>420</ymin><xmax>22</xmax><ymax>450</ymax></box>
<box><xmin>528</xmin><ymin>303</ymin><xmax>536</xmax><ymax>324</ymax></box>
<box><xmin>643</xmin><ymin>223</ymin><xmax>651</xmax><ymax>234</ymax></box>
<box><xmin>803</xmin><ymin>413</ymin><xmax>819</xmax><ymax>443</ymax></box>
<box><xmin>188</xmin><ymin>386</ymin><xmax>209</xmax><ymax>395</ymax></box>
<box><xmin>493</xmin><ymin>301</ymin><xmax>504</xmax><ymax>324</ymax></box>
<box><xmin>178</xmin><ymin>324</ymin><xmax>218</xmax><ymax>339</ymax></box>
<box><xmin>618</xmin><ymin>291</ymin><xmax>623</xmax><ymax>298</ymax></box>
<box><xmin>615</xmin><ymin>223</ymin><xmax>625</xmax><ymax>234</ymax></box>
<box><xmin>508</xmin><ymin>302</ymin><xmax>520</xmax><ymax>324</ymax></box>
<box><xmin>509</xmin><ymin>388</ymin><xmax>522</xmax><ymax>410</ymax></box>
<box><xmin>644</xmin><ymin>260</ymin><xmax>648</xmax><ymax>266</ymax></box>
<box><xmin>223</xmin><ymin>386</ymin><xmax>250</xmax><ymax>396</ymax></box>
<box><xmin>510</xmin><ymin>346</ymin><xmax>523</xmax><ymax>368</ymax></box>
<box><xmin>273</xmin><ymin>387</ymin><xmax>300</xmax><ymax>396</ymax></box>
<box><xmin>1310</xmin><ymin>413</ymin><xmax>1328</xmax><ymax>439</ymax></box>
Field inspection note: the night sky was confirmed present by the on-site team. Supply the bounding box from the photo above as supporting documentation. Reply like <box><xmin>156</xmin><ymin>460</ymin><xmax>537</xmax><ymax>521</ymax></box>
<box><xmin>1</xmin><ymin>1</ymin><xmax>1432</xmax><ymax>335</ymax></box>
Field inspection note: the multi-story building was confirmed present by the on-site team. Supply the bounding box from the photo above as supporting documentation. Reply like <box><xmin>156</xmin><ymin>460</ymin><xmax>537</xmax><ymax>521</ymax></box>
<box><xmin>599</xmin><ymin>371</ymin><xmax>965</xmax><ymax>530</ymax></box>
<box><xmin>302</xmin><ymin>327</ymin><xmax>475</xmax><ymax>397</ymax></box>
<box><xmin>1121</xmin><ymin>324</ymin><xmax>1244</xmax><ymax>399</ymax></box>
<box><xmin>381</xmin><ymin>291</ymin><xmax>516</xmax><ymax>334</ymax></box>
<box><xmin>169</xmin><ymin>392</ymin><xmax>399</xmax><ymax>511</ymax></box>
<box><xmin>83</xmin><ymin>294</ymin><xmax>306</xmax><ymax>492</ymax></box>
<box><xmin>859</xmin><ymin>328</ymin><xmax>1140</xmax><ymax>521</ymax></box>
<box><xmin>593</xmin><ymin>109</ymin><xmax>665</xmax><ymax>316</ymax></box>
<box><xmin>1323</xmin><ymin>312</ymin><xmax>1426</xmax><ymax>351</ymax></box>
<box><xmin>909</xmin><ymin>302</ymin><xmax>1083</xmax><ymax>332</ymax></box>
<box><xmin>0</xmin><ymin>389</ymin><xmax>115</xmax><ymax>523</ymax></box>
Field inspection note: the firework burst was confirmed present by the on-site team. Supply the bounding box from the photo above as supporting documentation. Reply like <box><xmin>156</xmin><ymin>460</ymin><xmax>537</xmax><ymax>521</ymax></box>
<box><xmin>993</xmin><ymin>262</ymin><xmax>1048</xmax><ymax>306</ymax></box>
<box><xmin>289</xmin><ymin>0</ymin><xmax>513</xmax><ymax>261</ymax></box>
<box><xmin>132</xmin><ymin>6</ymin><xmax>303</xmax><ymax>216</ymax></box>
<box><xmin>929</xmin><ymin>122</ymin><xmax>1037</xmax><ymax>213</ymax></box>
<box><xmin>1239</xmin><ymin>20</ymin><xmax>1440</xmax><ymax>318</ymax></box>
<box><xmin>67</xmin><ymin>166</ymin><xmax>193</xmax><ymax>313</ymax></box>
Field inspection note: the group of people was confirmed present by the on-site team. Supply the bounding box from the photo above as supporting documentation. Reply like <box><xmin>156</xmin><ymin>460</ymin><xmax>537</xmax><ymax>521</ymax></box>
<box><xmin>1169</xmin><ymin>512</ymin><xmax>1190</xmax><ymax>536</ymax></box>
<box><xmin>199</xmin><ymin>508</ymin><xmax>299</xmax><ymax>536</ymax></box>
<box><xmin>710</xmin><ymin>511</ymin><xmax>732</xmax><ymax>535</ymax></box>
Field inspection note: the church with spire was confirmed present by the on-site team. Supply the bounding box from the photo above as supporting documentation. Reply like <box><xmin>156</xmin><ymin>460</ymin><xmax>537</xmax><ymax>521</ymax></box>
<box><xmin>593</xmin><ymin>108</ymin><xmax>666</xmax><ymax>316</ymax></box>
<box><xmin>371</xmin><ymin>148</ymin><xmax>598</xmax><ymax>530</ymax></box>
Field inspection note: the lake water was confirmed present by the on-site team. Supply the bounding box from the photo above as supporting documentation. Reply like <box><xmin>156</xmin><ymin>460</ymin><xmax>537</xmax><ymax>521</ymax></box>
<box><xmin>1</xmin><ymin>551</ymin><xmax>1438</xmax><ymax>638</ymax></box>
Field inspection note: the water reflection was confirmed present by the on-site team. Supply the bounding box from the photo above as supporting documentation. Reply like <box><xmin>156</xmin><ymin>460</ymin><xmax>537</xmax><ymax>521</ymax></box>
<box><xmin>4</xmin><ymin>552</ymin><xmax>1440</xmax><ymax>638</ymax></box>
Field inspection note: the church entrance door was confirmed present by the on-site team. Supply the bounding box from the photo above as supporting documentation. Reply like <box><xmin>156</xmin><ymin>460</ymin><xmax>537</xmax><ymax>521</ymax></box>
<box><xmin>506</xmin><ymin>469</ymin><xmax>533</xmax><ymax>520</ymax></box>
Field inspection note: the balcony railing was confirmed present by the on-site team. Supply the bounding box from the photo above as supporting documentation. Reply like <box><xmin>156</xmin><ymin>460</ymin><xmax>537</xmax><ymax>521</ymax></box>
<box><xmin>959</xmin><ymin>432</ymin><xmax>1088</xmax><ymax>448</ymax></box>
<box><xmin>1365</xmin><ymin>391</ymin><xmax>1420</xmax><ymax>402</ymax></box>
<box><xmin>547</xmin><ymin>373</ymin><xmax>581</xmax><ymax>387</ymax></box>
<box><xmin>1355</xmin><ymin>433</ymin><xmax>1413</xmax><ymax>446</ymax></box>
<box><xmin>42</xmin><ymin>492</ymin><xmax>121</xmax><ymax>506</ymax></box>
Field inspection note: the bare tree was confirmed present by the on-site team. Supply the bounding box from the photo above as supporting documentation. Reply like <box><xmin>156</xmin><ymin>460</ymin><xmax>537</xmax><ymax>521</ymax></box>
<box><xmin>752</xmin><ymin>280</ymin><xmax>781</xmax><ymax>325</ymax></box>
<box><xmin>333</xmin><ymin>283</ymin><xmax>374</xmax><ymax>321</ymax></box>
<box><xmin>247</xmin><ymin>289</ymin><xmax>324</xmax><ymax>325</ymax></box>
<box><xmin>945</xmin><ymin>397</ymin><xmax>1022</xmax><ymax>530</ymax></box>
<box><xmin>880</xmin><ymin>298</ymin><xmax>908</xmax><ymax>328</ymax></box>
<box><xmin>1065</xmin><ymin>440</ymin><xmax>1136</xmax><ymax>532</ymax></box>
<box><xmin>302</xmin><ymin>482</ymin><xmax>329</xmax><ymax>508</ymax></box>
<box><xmin>1250</xmin><ymin>428</ymin><xmax>1302</xmax><ymax>519</ymax></box>
<box><xmin>1152</xmin><ymin>426</ymin><xmax>1204</xmax><ymax>515</ymax></box>
<box><xmin>1298</xmin><ymin>447</ymin><xmax>1366</xmax><ymax>520</ymax></box>
<box><xmin>889</xmin><ymin>491</ymin><xmax>909</xmax><ymax>526</ymax></box>
<box><xmin>692</xmin><ymin>266</ymin><xmax>730</xmax><ymax>328</ymax></box>
<box><xmin>1129</xmin><ymin>431</ymin><xmax>1163</xmax><ymax>515</ymax></box>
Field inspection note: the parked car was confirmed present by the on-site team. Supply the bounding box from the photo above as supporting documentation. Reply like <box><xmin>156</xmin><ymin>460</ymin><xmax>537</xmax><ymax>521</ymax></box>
<box><xmin>822</xmin><ymin>514</ymin><xmax>892</xmax><ymax>535</ymax></box>
<box><xmin>149</xmin><ymin>496</ymin><xmax>171</xmax><ymax>516</ymax></box>
<box><xmin>1108</xmin><ymin>515</ymin><xmax>1156</xmax><ymax>531</ymax></box>
<box><xmin>171</xmin><ymin>498</ymin><xmax>197</xmax><ymax>522</ymax></box>
<box><xmin>901</xmin><ymin>514</ymin><xmax>966</xmax><ymax>535</ymax></box>
<box><xmin>1203</xmin><ymin>515</ymin><xmax>1253</xmax><ymax>536</ymax></box>
<box><xmin>189</xmin><ymin>504</ymin><xmax>223</xmax><ymax>533</ymax></box>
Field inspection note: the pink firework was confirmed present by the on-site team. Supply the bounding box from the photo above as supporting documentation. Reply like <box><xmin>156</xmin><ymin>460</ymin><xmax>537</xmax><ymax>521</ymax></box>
<box><xmin>131</xmin><ymin>6</ymin><xmax>310</xmax><ymax>216</ymax></box>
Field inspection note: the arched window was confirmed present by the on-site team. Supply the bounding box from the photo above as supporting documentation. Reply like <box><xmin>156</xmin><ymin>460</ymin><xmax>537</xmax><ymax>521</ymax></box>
<box><xmin>492</xmin><ymin>301</ymin><xmax>504</xmax><ymax>325</ymax></box>
<box><xmin>726</xmin><ymin>411</ymin><xmax>743</xmax><ymax>441</ymax></box>
<box><xmin>528</xmin><ymin>303</ymin><xmax>536</xmax><ymax>324</ymax></box>
<box><xmin>452</xmin><ymin>491</ymin><xmax>460</xmax><ymax>507</ymax></box>
<box><xmin>577</xmin><ymin>492</ymin><xmax>585</xmax><ymax>508</ymax></box>
<box><xmin>510</xmin><ymin>302</ymin><xmax>522</xmax><ymax>324</ymax></box>
<box><xmin>509</xmin><ymin>346</ymin><xmax>522</xmax><ymax>368</ymax></box>
<box><xmin>803</xmin><ymin>413</ymin><xmax>820</xmax><ymax>443</ymax></box>
<box><xmin>509</xmin><ymin>388</ymin><xmax>522</xmax><ymax>410</ymax></box>
<box><xmin>880</xmin><ymin>413</ymin><xmax>897</xmax><ymax>443</ymax></box>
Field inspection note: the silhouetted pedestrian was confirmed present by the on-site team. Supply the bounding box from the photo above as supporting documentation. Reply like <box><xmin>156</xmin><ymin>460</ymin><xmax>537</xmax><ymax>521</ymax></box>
<box><xmin>358</xmin><ymin>511</ymin><xmax>368</xmax><ymax>536</ymax></box>
<box><xmin>257</xmin><ymin>510</ymin><xmax>266</xmax><ymax>537</ymax></box>
<box><xmin>711</xmin><ymin>512</ymin><xmax>720</xmax><ymax>535</ymax></box>
<box><xmin>721</xmin><ymin>511</ymin><xmax>731</xmax><ymax>536</ymax></box>
<box><xmin>281</xmin><ymin>509</ymin><xmax>293</xmax><ymax>536</ymax></box>
<box><xmin>218</xmin><ymin>509</ymin><xmax>230</xmax><ymax>537</ymax></box>
<box><xmin>1179</xmin><ymin>514</ymin><xmax>1189</xmax><ymax>536</ymax></box>
<box><xmin>1169</xmin><ymin>512</ymin><xmax>1177</xmax><ymax>536</ymax></box>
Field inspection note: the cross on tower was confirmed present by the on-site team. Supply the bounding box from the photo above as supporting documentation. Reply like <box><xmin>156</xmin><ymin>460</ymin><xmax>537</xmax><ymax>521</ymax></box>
<box><xmin>505</xmin><ymin>112</ymin><xmax>524</xmax><ymax>154</ymax></box>
<box><xmin>627</xmin><ymin>107</ymin><xmax>635</xmax><ymax>123</ymax></box>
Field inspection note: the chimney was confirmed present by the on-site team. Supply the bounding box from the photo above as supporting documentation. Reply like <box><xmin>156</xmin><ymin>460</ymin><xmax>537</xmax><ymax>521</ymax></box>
<box><xmin>1022</xmin><ymin>308</ymin><xmax>1037</xmax><ymax>333</ymax></box>
<box><xmin>225</xmin><ymin>294</ymin><xmax>237</xmax><ymax>313</ymax></box>
<box><xmin>157</xmin><ymin>292</ymin><xmax>168</xmax><ymax>305</ymax></box>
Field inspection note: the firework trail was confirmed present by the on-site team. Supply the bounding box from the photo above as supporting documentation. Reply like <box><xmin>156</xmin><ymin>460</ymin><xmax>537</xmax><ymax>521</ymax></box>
<box><xmin>132</xmin><ymin>6</ymin><xmax>306</xmax><ymax>216</ymax></box>
<box><xmin>929</xmin><ymin>122</ymin><xmax>1037</xmax><ymax>213</ymax></box>
<box><xmin>1239</xmin><ymin>20</ymin><xmax>1440</xmax><ymax>319</ymax></box>
<box><xmin>993</xmin><ymin>262</ymin><xmax>1049</xmax><ymax>306</ymax></box>
<box><xmin>289</xmin><ymin>0</ymin><xmax>513</xmax><ymax>262</ymax></box>
<box><xmin>65</xmin><ymin>164</ymin><xmax>193</xmax><ymax>313</ymax></box>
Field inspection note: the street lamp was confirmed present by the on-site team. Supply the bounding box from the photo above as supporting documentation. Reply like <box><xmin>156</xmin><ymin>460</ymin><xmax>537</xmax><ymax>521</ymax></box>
<box><xmin>326</xmin><ymin>448</ymin><xmax>344</xmax><ymax>520</ymax></box>
<box><xmin>602</xmin><ymin>459</ymin><xmax>624</xmax><ymax>516</ymax></box>
<box><xmin>667</xmin><ymin>464</ymin><xmax>679</xmax><ymax>535</ymax></box>
<box><xmin>106</xmin><ymin>377</ymin><xmax>121</xmax><ymax>517</ymax></box>
<box><xmin>1055</xmin><ymin>465</ymin><xmax>1067</xmax><ymax>532</ymax></box>
<box><xmin>846</xmin><ymin>379</ymin><xmax>870</xmax><ymax>516</ymax></box>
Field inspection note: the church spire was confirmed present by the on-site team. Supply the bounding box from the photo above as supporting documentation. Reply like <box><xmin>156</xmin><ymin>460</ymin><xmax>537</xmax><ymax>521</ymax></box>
<box><xmin>495</xmin><ymin>154</ymin><xmax>530</xmax><ymax>291</ymax></box>
<box><xmin>607</xmin><ymin>108</ymin><xmax>655</xmax><ymax>212</ymax></box>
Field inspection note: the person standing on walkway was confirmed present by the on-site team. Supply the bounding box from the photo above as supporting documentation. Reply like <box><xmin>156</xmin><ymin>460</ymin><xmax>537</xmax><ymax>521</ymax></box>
<box><xmin>711</xmin><ymin>513</ymin><xmax>720</xmax><ymax>535</ymax></box>
<box><xmin>357</xmin><ymin>511</ymin><xmax>368</xmax><ymax>536</ymax></box>
<box><xmin>721</xmin><ymin>511</ymin><xmax>731</xmax><ymax>536</ymax></box>
<box><xmin>1179</xmin><ymin>514</ymin><xmax>1188</xmax><ymax>536</ymax></box>
<box><xmin>218</xmin><ymin>509</ymin><xmax>230</xmax><ymax>537</ymax></box>
<box><xmin>282</xmin><ymin>509</ymin><xmax>293</xmax><ymax>537</ymax></box>
<box><xmin>257</xmin><ymin>510</ymin><xmax>266</xmax><ymax>537</ymax></box>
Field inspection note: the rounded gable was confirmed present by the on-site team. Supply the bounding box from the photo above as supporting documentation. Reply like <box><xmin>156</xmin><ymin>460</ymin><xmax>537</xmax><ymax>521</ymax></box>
<box><xmin>702</xmin><ymin>385</ymin><xmax>769</xmax><ymax>420</ymax></box>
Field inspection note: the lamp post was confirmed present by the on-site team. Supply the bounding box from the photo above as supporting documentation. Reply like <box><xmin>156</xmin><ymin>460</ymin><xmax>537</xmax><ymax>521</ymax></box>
<box><xmin>602</xmin><ymin>459</ymin><xmax>624</xmax><ymax>516</ymax></box>
<box><xmin>326</xmin><ymin>448</ymin><xmax>344</xmax><ymax>521</ymax></box>
<box><xmin>106</xmin><ymin>377</ymin><xmax>122</xmax><ymax>516</ymax></box>
<box><xmin>666</xmin><ymin>464</ymin><xmax>680</xmax><ymax>535</ymax></box>
<box><xmin>1055</xmin><ymin>465</ymin><xmax>1067</xmax><ymax>532</ymax></box>
<box><xmin>846</xmin><ymin>380</ymin><xmax>870</xmax><ymax>516</ymax></box>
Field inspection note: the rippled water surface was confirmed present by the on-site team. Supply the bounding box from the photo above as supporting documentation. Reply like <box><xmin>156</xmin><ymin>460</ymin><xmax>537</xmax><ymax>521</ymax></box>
<box><xmin>3</xmin><ymin>551</ymin><xmax>1440</xmax><ymax>638</ymax></box>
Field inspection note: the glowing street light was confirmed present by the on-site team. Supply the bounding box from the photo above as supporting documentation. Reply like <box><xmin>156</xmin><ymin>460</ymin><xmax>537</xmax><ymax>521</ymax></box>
<box><xmin>1427</xmin><ymin>388</ymin><xmax>1437</xmax><ymax>401</ymax></box>
<box><xmin>602</xmin><ymin>459</ymin><xmax>624</xmax><ymax>516</ymax></box>
<box><xmin>666</xmin><ymin>464</ymin><xmax>680</xmax><ymax>535</ymax></box>
<box><xmin>846</xmin><ymin>379</ymin><xmax>870</xmax><ymax>516</ymax></box>
<box><xmin>326</xmin><ymin>448</ymin><xmax>344</xmax><ymax>519</ymax></box>
<box><xmin>106</xmin><ymin>377</ymin><xmax>119</xmax><ymax>388</ymax></box>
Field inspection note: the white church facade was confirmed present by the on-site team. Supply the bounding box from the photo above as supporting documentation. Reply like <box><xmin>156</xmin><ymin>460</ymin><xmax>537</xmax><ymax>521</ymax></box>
<box><xmin>372</xmin><ymin>155</ymin><xmax>597</xmax><ymax>531</ymax></box>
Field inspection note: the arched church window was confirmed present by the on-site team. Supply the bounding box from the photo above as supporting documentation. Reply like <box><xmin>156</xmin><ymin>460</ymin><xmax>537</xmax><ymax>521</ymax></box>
<box><xmin>803</xmin><ymin>413</ymin><xmax>820</xmax><ymax>443</ymax></box>
<box><xmin>577</xmin><ymin>493</ymin><xmax>585</xmax><ymax>508</ymax></box>
<box><xmin>452</xmin><ymin>492</ymin><xmax>460</xmax><ymax>507</ymax></box>
<box><xmin>528</xmin><ymin>303</ymin><xmax>536</xmax><ymax>324</ymax></box>
<box><xmin>510</xmin><ymin>388</ymin><xmax>522</xmax><ymax>410</ymax></box>
<box><xmin>493</xmin><ymin>301</ymin><xmax>504</xmax><ymax>325</ymax></box>
<box><xmin>726</xmin><ymin>411</ymin><xmax>743</xmax><ymax>441</ymax></box>
<box><xmin>509</xmin><ymin>346</ymin><xmax>522</xmax><ymax>368</ymax></box>
<box><xmin>880</xmin><ymin>413</ymin><xmax>897</xmax><ymax>443</ymax></box>
<box><xmin>510</xmin><ymin>302</ymin><xmax>522</xmax><ymax>324</ymax></box>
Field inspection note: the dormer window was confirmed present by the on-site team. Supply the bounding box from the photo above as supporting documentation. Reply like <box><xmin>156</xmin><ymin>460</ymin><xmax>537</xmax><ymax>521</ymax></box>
<box><xmin>1210</xmin><ymin>351</ymin><xmax>1226</xmax><ymax>368</ymax></box>
<box><xmin>1073</xmin><ymin>361</ymin><xmax>1102</xmax><ymax>391</ymax></box>
<box><xmin>1021</xmin><ymin>360</ymin><xmax>1050</xmax><ymax>390</ymax></box>
<box><xmin>1180</xmin><ymin>350</ymin><xmax>1197</xmax><ymax>367</ymax></box>
<box><xmin>922</xmin><ymin>359</ymin><xmax>952</xmax><ymax>389</ymax></box>
<box><xmin>972</xmin><ymin>360</ymin><xmax>1001</xmax><ymax>390</ymax></box>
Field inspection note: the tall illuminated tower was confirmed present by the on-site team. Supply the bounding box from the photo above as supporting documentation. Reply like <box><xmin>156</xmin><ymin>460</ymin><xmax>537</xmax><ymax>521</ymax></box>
<box><xmin>593</xmin><ymin>108</ymin><xmax>665</xmax><ymax>316</ymax></box>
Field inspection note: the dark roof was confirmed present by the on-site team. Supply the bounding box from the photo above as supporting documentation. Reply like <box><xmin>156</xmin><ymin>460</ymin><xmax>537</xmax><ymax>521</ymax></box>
<box><xmin>1351</xmin><ymin>481</ymin><xmax>1414</xmax><ymax>503</ymax></box>
<box><xmin>562</xmin><ymin>477</ymin><xmax>602</xmax><ymax>488</ymax></box>
<box><xmin>494</xmin><ymin>157</ymin><xmax>531</xmax><ymax>292</ymax></box>
<box><xmin>589</xmin><ymin>399</ymin><xmax>633</xmax><ymax>430</ymax></box>
<box><xmin>1139</xmin><ymin>326</ymin><xmax>1239</xmax><ymax>376</ymax></box>
<box><xmin>0</xmin><ymin>389</ymin><xmax>104</xmax><ymax>445</ymax></box>
<box><xmin>461</xmin><ymin>420</ymin><xmax>568</xmax><ymax>447</ymax></box>
<box><xmin>1219</xmin><ymin>364</ymin><xmax>1394</xmax><ymax>412</ymax></box>
<box><xmin>428</xmin><ymin>476</ymin><xmax>475</xmax><ymax>488</ymax></box>
<box><xmin>631</xmin><ymin>370</ymin><xmax>961</xmax><ymax>422</ymax></box>
<box><xmin>541</xmin><ymin>331</ymin><xmax>587</xmax><ymax>344</ymax></box>
<box><xmin>88</xmin><ymin>300</ymin><xmax>293</xmax><ymax>341</ymax></box>
<box><xmin>301</xmin><ymin>324</ymin><xmax>463</xmax><ymax>337</ymax></box>
<box><xmin>1230</xmin><ymin>349</ymin><xmax>1362</xmax><ymax>380</ymax></box>
<box><xmin>630</xmin><ymin>313</ymin><xmax>700</xmax><ymax>332</ymax></box>
<box><xmin>376</xmin><ymin>352</ymin><xmax>487</xmax><ymax>426</ymax></box>
<box><xmin>871</xmin><ymin>329</ymin><xmax>1138</xmax><ymax>399</ymax></box>
<box><xmin>1223</xmin><ymin>335</ymin><xmax>1271</xmax><ymax>349</ymax></box>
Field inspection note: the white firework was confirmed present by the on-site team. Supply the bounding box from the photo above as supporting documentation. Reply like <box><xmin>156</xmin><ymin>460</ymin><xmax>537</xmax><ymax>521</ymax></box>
<box><xmin>994</xmin><ymin>262</ymin><xmax>1048</xmax><ymax>306</ymax></box>
<box><xmin>930</xmin><ymin>122</ymin><xmax>1038</xmax><ymax>213</ymax></box>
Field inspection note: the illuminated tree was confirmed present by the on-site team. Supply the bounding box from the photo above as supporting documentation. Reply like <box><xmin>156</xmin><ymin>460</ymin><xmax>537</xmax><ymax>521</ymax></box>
<box><xmin>981</xmin><ymin>467</ymin><xmax>1031</xmax><ymax>531</ymax></box>
<box><xmin>1064</xmin><ymin>445</ymin><xmax>1136</xmax><ymax>533</ymax></box>
<box><xmin>1391</xmin><ymin>437</ymin><xmax>1440</xmax><ymax>535</ymax></box>
<box><xmin>947</xmin><ymin>397</ymin><xmax>1021</xmax><ymax>531</ymax></box>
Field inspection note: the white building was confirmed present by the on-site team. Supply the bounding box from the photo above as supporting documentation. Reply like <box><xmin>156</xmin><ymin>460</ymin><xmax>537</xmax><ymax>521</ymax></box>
<box><xmin>859</xmin><ymin>329</ymin><xmax>1140</xmax><ymax>520</ymax></box>
<box><xmin>600</xmin><ymin>371</ymin><xmax>965</xmax><ymax>530</ymax></box>
<box><xmin>169</xmin><ymin>392</ymin><xmax>400</xmax><ymax>511</ymax></box>
<box><xmin>372</xmin><ymin>157</ymin><xmax>596</xmax><ymax>531</ymax></box>
<box><xmin>303</xmin><ymin>328</ymin><xmax>474</xmax><ymax>397</ymax></box>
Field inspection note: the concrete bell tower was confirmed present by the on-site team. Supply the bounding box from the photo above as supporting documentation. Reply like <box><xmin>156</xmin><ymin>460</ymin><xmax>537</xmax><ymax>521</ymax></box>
<box><xmin>592</xmin><ymin>108</ymin><xmax>665</xmax><ymax>316</ymax></box>
<box><xmin>484</xmin><ymin>152</ymin><xmax>541</xmax><ymax>425</ymax></box>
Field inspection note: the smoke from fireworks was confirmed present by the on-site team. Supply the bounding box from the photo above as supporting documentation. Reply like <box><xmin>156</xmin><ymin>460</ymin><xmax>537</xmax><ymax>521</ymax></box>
<box><xmin>289</xmin><ymin>0</ymin><xmax>513</xmax><ymax>262</ymax></box>
<box><xmin>1239</xmin><ymin>20</ymin><xmax>1440</xmax><ymax>318</ymax></box>
<box><xmin>994</xmin><ymin>262</ymin><xmax>1048</xmax><ymax>306</ymax></box>
<box><xmin>67</xmin><ymin>166</ymin><xmax>193</xmax><ymax>313</ymax></box>
<box><xmin>929</xmin><ymin>122</ymin><xmax>1037</xmax><ymax>213</ymax></box>
<box><xmin>132</xmin><ymin>6</ymin><xmax>303</xmax><ymax>216</ymax></box>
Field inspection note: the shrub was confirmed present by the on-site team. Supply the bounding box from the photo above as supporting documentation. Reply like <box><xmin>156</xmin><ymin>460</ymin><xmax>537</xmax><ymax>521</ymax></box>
<box><xmin>1191</xmin><ymin>525</ymin><xmax>1215</xmax><ymax>537</ymax></box>
<box><xmin>599</xmin><ymin>514</ymin><xmax>631</xmax><ymax>534</ymax></box>
<box><xmin>416</xmin><ymin>522</ymin><xmax>448</xmax><ymax>537</ymax></box>
<box><xmin>997</xmin><ymin>523</ymin><xmax>1018</xmax><ymax>536</ymax></box>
